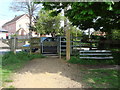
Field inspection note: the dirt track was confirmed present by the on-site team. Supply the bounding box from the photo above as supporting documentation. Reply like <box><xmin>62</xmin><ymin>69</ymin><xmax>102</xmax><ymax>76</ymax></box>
<box><xmin>7</xmin><ymin>57</ymin><xmax>85</xmax><ymax>88</ymax></box>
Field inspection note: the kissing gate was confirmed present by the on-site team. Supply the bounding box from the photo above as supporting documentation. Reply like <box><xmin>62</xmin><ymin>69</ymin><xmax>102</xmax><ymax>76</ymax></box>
<box><xmin>30</xmin><ymin>36</ymin><xmax>81</xmax><ymax>57</ymax></box>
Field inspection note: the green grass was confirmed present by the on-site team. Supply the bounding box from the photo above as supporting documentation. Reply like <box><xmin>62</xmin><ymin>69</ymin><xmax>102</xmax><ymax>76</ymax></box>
<box><xmin>81</xmin><ymin>69</ymin><xmax>119</xmax><ymax>88</ymax></box>
<box><xmin>111</xmin><ymin>48</ymin><xmax>120</xmax><ymax>52</ymax></box>
<box><xmin>1</xmin><ymin>51</ymin><xmax>45</xmax><ymax>87</ymax></box>
<box><xmin>68</xmin><ymin>56</ymin><xmax>117</xmax><ymax>65</ymax></box>
<box><xmin>0</xmin><ymin>55</ymin><xmax>2</xmax><ymax>87</ymax></box>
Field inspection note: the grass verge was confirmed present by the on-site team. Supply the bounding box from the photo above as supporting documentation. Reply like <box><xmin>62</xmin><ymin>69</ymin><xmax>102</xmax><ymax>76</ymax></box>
<box><xmin>1</xmin><ymin>51</ymin><xmax>45</xmax><ymax>88</ymax></box>
<box><xmin>81</xmin><ymin>69</ymin><xmax>119</xmax><ymax>88</ymax></box>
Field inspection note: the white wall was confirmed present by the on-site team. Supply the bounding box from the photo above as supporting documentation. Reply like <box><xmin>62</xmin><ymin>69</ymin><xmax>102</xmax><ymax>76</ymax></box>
<box><xmin>16</xmin><ymin>15</ymin><xmax>30</xmax><ymax>35</ymax></box>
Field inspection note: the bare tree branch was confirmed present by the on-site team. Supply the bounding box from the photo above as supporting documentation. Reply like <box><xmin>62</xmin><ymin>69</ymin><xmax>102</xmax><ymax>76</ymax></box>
<box><xmin>10</xmin><ymin>0</ymin><xmax>41</xmax><ymax>31</ymax></box>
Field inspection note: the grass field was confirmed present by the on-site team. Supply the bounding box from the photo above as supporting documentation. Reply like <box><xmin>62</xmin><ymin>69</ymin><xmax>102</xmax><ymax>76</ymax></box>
<box><xmin>81</xmin><ymin>69</ymin><xmax>119</xmax><ymax>88</ymax></box>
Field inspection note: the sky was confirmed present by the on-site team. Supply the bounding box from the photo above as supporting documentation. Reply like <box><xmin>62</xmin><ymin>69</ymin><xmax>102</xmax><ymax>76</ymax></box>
<box><xmin>0</xmin><ymin>0</ymin><xmax>24</xmax><ymax>28</ymax></box>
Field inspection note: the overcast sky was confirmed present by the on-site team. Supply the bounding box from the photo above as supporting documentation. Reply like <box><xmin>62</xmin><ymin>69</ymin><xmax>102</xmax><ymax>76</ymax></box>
<box><xmin>0</xmin><ymin>0</ymin><xmax>24</xmax><ymax>27</ymax></box>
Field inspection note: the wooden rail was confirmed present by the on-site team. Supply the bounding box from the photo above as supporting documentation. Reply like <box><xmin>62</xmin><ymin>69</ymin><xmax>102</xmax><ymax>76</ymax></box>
<box><xmin>79</xmin><ymin>50</ymin><xmax>113</xmax><ymax>60</ymax></box>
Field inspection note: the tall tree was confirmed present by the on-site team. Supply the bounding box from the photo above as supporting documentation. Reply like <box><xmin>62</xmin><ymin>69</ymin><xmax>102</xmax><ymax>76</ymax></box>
<box><xmin>35</xmin><ymin>9</ymin><xmax>62</xmax><ymax>37</ymax></box>
<box><xmin>38</xmin><ymin>2</ymin><xmax>120</xmax><ymax>37</ymax></box>
<box><xmin>65</xmin><ymin>2</ymin><xmax>120</xmax><ymax>32</ymax></box>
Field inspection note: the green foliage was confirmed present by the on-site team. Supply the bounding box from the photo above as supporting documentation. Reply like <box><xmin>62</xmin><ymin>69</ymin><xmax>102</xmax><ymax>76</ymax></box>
<box><xmin>40</xmin><ymin>2</ymin><xmax>120</xmax><ymax>37</ymax></box>
<box><xmin>4</xmin><ymin>79</ymin><xmax>13</xmax><ymax>82</ymax></box>
<box><xmin>66</xmin><ymin>2</ymin><xmax>120</xmax><ymax>32</ymax></box>
<box><xmin>112</xmin><ymin>29</ymin><xmax>120</xmax><ymax>40</ymax></box>
<box><xmin>2</xmin><ymin>69</ymin><xmax>12</xmax><ymax>84</ymax></box>
<box><xmin>69</xmin><ymin>25</ymin><xmax>83</xmax><ymax>37</ymax></box>
<box><xmin>35</xmin><ymin>9</ymin><xmax>62</xmax><ymax>36</ymax></box>
<box><xmin>2</xmin><ymin>51</ymin><xmax>45</xmax><ymax>66</ymax></box>
<box><xmin>2</xmin><ymin>52</ymin><xmax>21</xmax><ymax>66</ymax></box>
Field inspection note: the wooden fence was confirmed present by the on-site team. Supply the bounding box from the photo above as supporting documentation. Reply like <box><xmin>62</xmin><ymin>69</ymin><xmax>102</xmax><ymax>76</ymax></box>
<box><xmin>2</xmin><ymin>37</ymin><xmax>41</xmax><ymax>54</ymax></box>
<box><xmin>2</xmin><ymin>36</ymin><xmax>120</xmax><ymax>59</ymax></box>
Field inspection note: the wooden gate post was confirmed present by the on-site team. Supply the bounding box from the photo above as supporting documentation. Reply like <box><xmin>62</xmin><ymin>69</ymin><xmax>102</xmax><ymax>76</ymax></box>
<box><xmin>10</xmin><ymin>37</ymin><xmax>17</xmax><ymax>54</ymax></box>
<box><xmin>59</xmin><ymin>36</ymin><xmax>61</xmax><ymax>59</ymax></box>
<box><xmin>14</xmin><ymin>36</ymin><xmax>18</xmax><ymax>54</ymax></box>
<box><xmin>10</xmin><ymin>38</ymin><xmax>14</xmax><ymax>52</ymax></box>
<box><xmin>66</xmin><ymin>29</ymin><xmax>71</xmax><ymax>60</ymax></box>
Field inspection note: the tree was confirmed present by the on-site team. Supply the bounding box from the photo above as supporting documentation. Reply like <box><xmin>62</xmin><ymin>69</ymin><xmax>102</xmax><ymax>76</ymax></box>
<box><xmin>35</xmin><ymin>9</ymin><xmax>62</xmax><ymax>37</ymax></box>
<box><xmin>10</xmin><ymin>0</ymin><xmax>41</xmax><ymax>33</ymax></box>
<box><xmin>38</xmin><ymin>2</ymin><xmax>120</xmax><ymax>38</ymax></box>
<box><xmin>36</xmin><ymin>2</ymin><xmax>120</xmax><ymax>60</ymax></box>
<box><xmin>70</xmin><ymin>26</ymin><xmax>82</xmax><ymax>37</ymax></box>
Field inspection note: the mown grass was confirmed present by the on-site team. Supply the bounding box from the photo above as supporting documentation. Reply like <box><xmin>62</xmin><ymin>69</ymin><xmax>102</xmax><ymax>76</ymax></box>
<box><xmin>1</xmin><ymin>51</ymin><xmax>45</xmax><ymax>87</ymax></box>
<box><xmin>81</xmin><ymin>69</ymin><xmax>119</xmax><ymax>88</ymax></box>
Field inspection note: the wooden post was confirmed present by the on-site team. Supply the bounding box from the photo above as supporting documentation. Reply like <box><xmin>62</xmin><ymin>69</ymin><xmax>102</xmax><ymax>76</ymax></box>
<box><xmin>88</xmin><ymin>28</ymin><xmax>92</xmax><ymax>50</ymax></box>
<box><xmin>10</xmin><ymin>37</ymin><xmax>17</xmax><ymax>54</ymax></box>
<box><xmin>63</xmin><ymin>6</ymin><xmax>71</xmax><ymax>60</ymax></box>
<box><xmin>59</xmin><ymin>36</ymin><xmax>61</xmax><ymax>59</ymax></box>
<box><xmin>10</xmin><ymin>38</ymin><xmax>14</xmax><ymax>52</ymax></box>
<box><xmin>13</xmin><ymin>36</ymin><xmax>17</xmax><ymax>54</ymax></box>
<box><xmin>66</xmin><ymin>29</ymin><xmax>70</xmax><ymax>60</ymax></box>
<box><xmin>13</xmin><ymin>37</ymin><xmax>16</xmax><ymax>54</ymax></box>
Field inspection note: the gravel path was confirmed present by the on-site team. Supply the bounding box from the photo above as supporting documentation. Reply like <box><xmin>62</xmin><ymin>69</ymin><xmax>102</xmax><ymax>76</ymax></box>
<box><xmin>7</xmin><ymin>57</ymin><xmax>85</xmax><ymax>88</ymax></box>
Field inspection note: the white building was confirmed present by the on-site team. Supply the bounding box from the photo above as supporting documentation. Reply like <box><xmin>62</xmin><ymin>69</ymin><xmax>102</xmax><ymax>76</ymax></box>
<box><xmin>2</xmin><ymin>14</ymin><xmax>30</xmax><ymax>36</ymax></box>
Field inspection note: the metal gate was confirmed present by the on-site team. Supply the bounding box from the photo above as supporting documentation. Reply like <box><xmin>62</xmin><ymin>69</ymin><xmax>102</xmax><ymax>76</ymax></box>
<box><xmin>41</xmin><ymin>37</ymin><xmax>58</xmax><ymax>54</ymax></box>
<box><xmin>40</xmin><ymin>36</ymin><xmax>82</xmax><ymax>56</ymax></box>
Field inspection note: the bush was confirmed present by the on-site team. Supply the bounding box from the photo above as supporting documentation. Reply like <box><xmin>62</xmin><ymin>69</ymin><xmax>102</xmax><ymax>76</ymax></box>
<box><xmin>2</xmin><ymin>52</ymin><xmax>20</xmax><ymax>66</ymax></box>
<box><xmin>16</xmin><ymin>51</ymin><xmax>30</xmax><ymax>61</ymax></box>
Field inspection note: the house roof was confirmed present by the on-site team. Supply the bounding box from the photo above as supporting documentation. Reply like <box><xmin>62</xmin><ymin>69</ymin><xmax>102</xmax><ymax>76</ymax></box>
<box><xmin>0</xmin><ymin>28</ymin><xmax>8</xmax><ymax>31</ymax></box>
<box><xmin>2</xmin><ymin>14</ymin><xmax>27</xmax><ymax>27</ymax></box>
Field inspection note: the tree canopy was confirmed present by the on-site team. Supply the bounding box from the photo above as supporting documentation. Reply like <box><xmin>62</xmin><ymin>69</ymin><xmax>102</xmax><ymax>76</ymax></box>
<box><xmin>38</xmin><ymin>2</ymin><xmax>120</xmax><ymax>35</ymax></box>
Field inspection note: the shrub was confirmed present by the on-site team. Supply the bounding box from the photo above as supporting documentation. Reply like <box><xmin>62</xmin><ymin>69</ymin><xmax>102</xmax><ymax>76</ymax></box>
<box><xmin>16</xmin><ymin>51</ymin><xmax>30</xmax><ymax>61</ymax></box>
<box><xmin>2</xmin><ymin>52</ymin><xmax>20</xmax><ymax>66</ymax></box>
<box><xmin>2</xmin><ymin>51</ymin><xmax>45</xmax><ymax>66</ymax></box>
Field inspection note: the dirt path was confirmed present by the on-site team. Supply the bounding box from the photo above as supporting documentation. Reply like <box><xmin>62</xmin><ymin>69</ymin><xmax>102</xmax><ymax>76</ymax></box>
<box><xmin>7</xmin><ymin>57</ymin><xmax>85</xmax><ymax>88</ymax></box>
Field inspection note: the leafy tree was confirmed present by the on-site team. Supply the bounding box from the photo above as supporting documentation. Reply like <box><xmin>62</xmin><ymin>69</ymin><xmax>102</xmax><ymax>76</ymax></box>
<box><xmin>68</xmin><ymin>24</ymin><xmax>82</xmax><ymax>37</ymax></box>
<box><xmin>37</xmin><ymin>2</ymin><xmax>120</xmax><ymax>38</ymax></box>
<box><xmin>35</xmin><ymin>9</ymin><xmax>62</xmax><ymax>37</ymax></box>
<box><xmin>66</xmin><ymin>2</ymin><xmax>120</xmax><ymax>33</ymax></box>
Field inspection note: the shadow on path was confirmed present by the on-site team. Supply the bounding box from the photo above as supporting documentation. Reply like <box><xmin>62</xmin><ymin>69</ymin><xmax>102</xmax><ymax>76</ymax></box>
<box><xmin>8</xmin><ymin>57</ymin><xmax>86</xmax><ymax>88</ymax></box>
